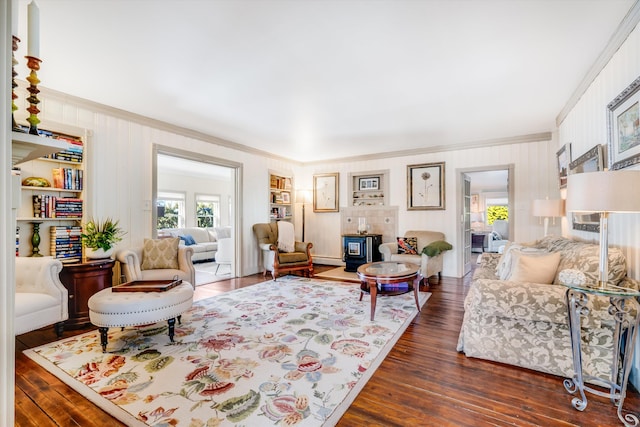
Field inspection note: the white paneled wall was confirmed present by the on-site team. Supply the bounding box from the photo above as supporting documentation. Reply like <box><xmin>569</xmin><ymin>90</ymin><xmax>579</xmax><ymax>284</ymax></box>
<box><xmin>301</xmin><ymin>137</ymin><xmax>558</xmax><ymax>277</ymax></box>
<box><xmin>558</xmin><ymin>23</ymin><xmax>640</xmax><ymax>391</ymax></box>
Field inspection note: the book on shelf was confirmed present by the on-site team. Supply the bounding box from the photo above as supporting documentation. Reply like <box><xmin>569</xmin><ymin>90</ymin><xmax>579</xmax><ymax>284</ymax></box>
<box><xmin>50</xmin><ymin>226</ymin><xmax>83</xmax><ymax>262</ymax></box>
<box><xmin>378</xmin><ymin>282</ymin><xmax>410</xmax><ymax>292</ymax></box>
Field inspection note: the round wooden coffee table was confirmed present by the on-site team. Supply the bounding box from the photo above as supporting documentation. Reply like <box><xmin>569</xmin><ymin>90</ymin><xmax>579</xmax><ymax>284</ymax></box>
<box><xmin>357</xmin><ymin>261</ymin><xmax>422</xmax><ymax>321</ymax></box>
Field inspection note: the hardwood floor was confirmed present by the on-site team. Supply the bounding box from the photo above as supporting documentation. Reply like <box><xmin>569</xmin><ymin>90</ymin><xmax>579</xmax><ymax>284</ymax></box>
<box><xmin>15</xmin><ymin>265</ymin><xmax>640</xmax><ymax>426</ymax></box>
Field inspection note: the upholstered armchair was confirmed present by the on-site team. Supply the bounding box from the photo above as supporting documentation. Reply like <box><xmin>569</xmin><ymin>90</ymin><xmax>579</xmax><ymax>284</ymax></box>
<box><xmin>487</xmin><ymin>219</ymin><xmax>509</xmax><ymax>253</ymax></box>
<box><xmin>15</xmin><ymin>257</ymin><xmax>68</xmax><ymax>336</ymax></box>
<box><xmin>252</xmin><ymin>222</ymin><xmax>313</xmax><ymax>280</ymax></box>
<box><xmin>117</xmin><ymin>237</ymin><xmax>196</xmax><ymax>286</ymax></box>
<box><xmin>379</xmin><ymin>230</ymin><xmax>446</xmax><ymax>280</ymax></box>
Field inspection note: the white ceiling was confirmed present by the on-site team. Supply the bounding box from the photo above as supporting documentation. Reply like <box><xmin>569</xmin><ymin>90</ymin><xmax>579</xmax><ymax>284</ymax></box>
<box><xmin>12</xmin><ymin>0</ymin><xmax>636</xmax><ymax>162</ymax></box>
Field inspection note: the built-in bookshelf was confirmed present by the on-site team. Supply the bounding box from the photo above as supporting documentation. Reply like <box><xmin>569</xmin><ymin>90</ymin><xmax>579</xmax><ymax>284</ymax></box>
<box><xmin>13</xmin><ymin>125</ymin><xmax>86</xmax><ymax>260</ymax></box>
<box><xmin>269</xmin><ymin>171</ymin><xmax>293</xmax><ymax>221</ymax></box>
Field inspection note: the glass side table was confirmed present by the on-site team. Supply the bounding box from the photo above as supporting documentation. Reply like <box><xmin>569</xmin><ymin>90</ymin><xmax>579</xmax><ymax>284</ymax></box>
<box><xmin>562</xmin><ymin>282</ymin><xmax>640</xmax><ymax>426</ymax></box>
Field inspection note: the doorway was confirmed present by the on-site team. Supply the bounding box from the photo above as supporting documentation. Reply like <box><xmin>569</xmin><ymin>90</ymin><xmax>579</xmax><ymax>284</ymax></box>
<box><xmin>458</xmin><ymin>165</ymin><xmax>514</xmax><ymax>276</ymax></box>
<box><xmin>153</xmin><ymin>145</ymin><xmax>242</xmax><ymax>280</ymax></box>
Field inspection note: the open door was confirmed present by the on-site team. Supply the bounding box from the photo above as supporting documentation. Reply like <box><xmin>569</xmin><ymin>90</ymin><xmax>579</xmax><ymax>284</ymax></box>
<box><xmin>462</xmin><ymin>174</ymin><xmax>472</xmax><ymax>275</ymax></box>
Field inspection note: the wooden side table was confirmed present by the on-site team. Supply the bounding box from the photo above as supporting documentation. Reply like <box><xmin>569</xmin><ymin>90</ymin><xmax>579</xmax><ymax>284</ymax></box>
<box><xmin>58</xmin><ymin>258</ymin><xmax>115</xmax><ymax>328</ymax></box>
<box><xmin>357</xmin><ymin>261</ymin><xmax>421</xmax><ymax>321</ymax></box>
<box><xmin>562</xmin><ymin>283</ymin><xmax>640</xmax><ymax>426</ymax></box>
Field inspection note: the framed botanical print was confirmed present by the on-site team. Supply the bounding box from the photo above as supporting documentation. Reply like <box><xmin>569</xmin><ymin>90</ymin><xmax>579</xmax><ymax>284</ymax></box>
<box><xmin>407</xmin><ymin>162</ymin><xmax>445</xmax><ymax>210</ymax></box>
<box><xmin>608</xmin><ymin>75</ymin><xmax>640</xmax><ymax>170</ymax></box>
<box><xmin>313</xmin><ymin>173</ymin><xmax>339</xmax><ymax>212</ymax></box>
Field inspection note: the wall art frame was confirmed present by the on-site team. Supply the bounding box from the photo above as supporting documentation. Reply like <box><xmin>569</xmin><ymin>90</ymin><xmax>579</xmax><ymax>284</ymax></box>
<box><xmin>608</xmin><ymin>75</ymin><xmax>640</xmax><ymax>170</ymax></box>
<box><xmin>313</xmin><ymin>173</ymin><xmax>339</xmax><ymax>212</ymax></box>
<box><xmin>358</xmin><ymin>176</ymin><xmax>379</xmax><ymax>191</ymax></box>
<box><xmin>569</xmin><ymin>144</ymin><xmax>603</xmax><ymax>233</ymax></box>
<box><xmin>556</xmin><ymin>143</ymin><xmax>571</xmax><ymax>188</ymax></box>
<box><xmin>407</xmin><ymin>162</ymin><xmax>445</xmax><ymax>210</ymax></box>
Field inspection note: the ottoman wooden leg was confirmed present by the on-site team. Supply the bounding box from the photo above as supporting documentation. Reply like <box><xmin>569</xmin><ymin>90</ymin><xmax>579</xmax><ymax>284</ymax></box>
<box><xmin>167</xmin><ymin>318</ymin><xmax>176</xmax><ymax>342</ymax></box>
<box><xmin>98</xmin><ymin>327</ymin><xmax>109</xmax><ymax>352</ymax></box>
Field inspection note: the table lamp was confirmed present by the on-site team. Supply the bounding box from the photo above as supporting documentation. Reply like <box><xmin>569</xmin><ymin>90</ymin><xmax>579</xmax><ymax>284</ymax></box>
<box><xmin>566</xmin><ymin>170</ymin><xmax>640</xmax><ymax>288</ymax></box>
<box><xmin>470</xmin><ymin>212</ymin><xmax>484</xmax><ymax>230</ymax></box>
<box><xmin>532</xmin><ymin>198</ymin><xmax>564</xmax><ymax>237</ymax></box>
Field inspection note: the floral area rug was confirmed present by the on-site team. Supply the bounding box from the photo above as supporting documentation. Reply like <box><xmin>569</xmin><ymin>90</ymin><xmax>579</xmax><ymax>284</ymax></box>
<box><xmin>24</xmin><ymin>276</ymin><xmax>430</xmax><ymax>426</ymax></box>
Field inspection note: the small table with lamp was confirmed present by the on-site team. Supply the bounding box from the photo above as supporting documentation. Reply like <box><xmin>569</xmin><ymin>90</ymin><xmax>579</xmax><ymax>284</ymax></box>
<box><xmin>562</xmin><ymin>282</ymin><xmax>640</xmax><ymax>426</ymax></box>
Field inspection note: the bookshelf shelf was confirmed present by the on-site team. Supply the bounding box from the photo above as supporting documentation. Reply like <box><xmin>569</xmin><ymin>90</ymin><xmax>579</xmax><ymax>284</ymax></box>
<box><xmin>14</xmin><ymin>126</ymin><xmax>85</xmax><ymax>259</ymax></box>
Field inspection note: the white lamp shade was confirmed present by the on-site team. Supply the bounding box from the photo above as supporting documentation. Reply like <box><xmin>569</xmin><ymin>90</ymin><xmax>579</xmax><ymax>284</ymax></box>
<box><xmin>566</xmin><ymin>170</ymin><xmax>640</xmax><ymax>213</ymax></box>
<box><xmin>532</xmin><ymin>199</ymin><xmax>564</xmax><ymax>217</ymax></box>
<box><xmin>296</xmin><ymin>189</ymin><xmax>312</xmax><ymax>204</ymax></box>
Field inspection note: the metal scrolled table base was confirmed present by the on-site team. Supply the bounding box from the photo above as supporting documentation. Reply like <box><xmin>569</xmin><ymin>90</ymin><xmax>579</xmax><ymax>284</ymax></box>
<box><xmin>564</xmin><ymin>287</ymin><xmax>640</xmax><ymax>427</ymax></box>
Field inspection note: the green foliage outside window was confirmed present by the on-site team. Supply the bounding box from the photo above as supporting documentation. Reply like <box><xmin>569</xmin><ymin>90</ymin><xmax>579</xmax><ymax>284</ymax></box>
<box><xmin>196</xmin><ymin>202</ymin><xmax>215</xmax><ymax>228</ymax></box>
<box><xmin>157</xmin><ymin>201</ymin><xmax>180</xmax><ymax>229</ymax></box>
<box><xmin>486</xmin><ymin>205</ymin><xmax>508</xmax><ymax>225</ymax></box>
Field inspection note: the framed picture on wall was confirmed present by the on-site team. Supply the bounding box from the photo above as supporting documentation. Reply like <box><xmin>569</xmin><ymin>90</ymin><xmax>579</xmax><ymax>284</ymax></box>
<box><xmin>569</xmin><ymin>144</ymin><xmax>603</xmax><ymax>233</ymax></box>
<box><xmin>313</xmin><ymin>173</ymin><xmax>339</xmax><ymax>212</ymax></box>
<box><xmin>358</xmin><ymin>176</ymin><xmax>379</xmax><ymax>191</ymax></box>
<box><xmin>407</xmin><ymin>162</ymin><xmax>445</xmax><ymax>210</ymax></box>
<box><xmin>607</xmin><ymin>75</ymin><xmax>640</xmax><ymax>170</ymax></box>
<box><xmin>556</xmin><ymin>143</ymin><xmax>571</xmax><ymax>188</ymax></box>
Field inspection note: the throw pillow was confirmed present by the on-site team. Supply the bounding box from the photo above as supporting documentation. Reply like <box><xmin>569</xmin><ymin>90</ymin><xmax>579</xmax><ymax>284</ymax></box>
<box><xmin>490</xmin><ymin>230</ymin><xmax>502</xmax><ymax>241</ymax></box>
<box><xmin>506</xmin><ymin>251</ymin><xmax>561</xmax><ymax>284</ymax></box>
<box><xmin>397</xmin><ymin>237</ymin><xmax>418</xmax><ymax>255</ymax></box>
<box><xmin>495</xmin><ymin>243</ymin><xmax>544</xmax><ymax>280</ymax></box>
<box><xmin>179</xmin><ymin>234</ymin><xmax>197</xmax><ymax>246</ymax></box>
<box><xmin>141</xmin><ymin>237</ymin><xmax>180</xmax><ymax>270</ymax></box>
<box><xmin>421</xmin><ymin>240</ymin><xmax>453</xmax><ymax>257</ymax></box>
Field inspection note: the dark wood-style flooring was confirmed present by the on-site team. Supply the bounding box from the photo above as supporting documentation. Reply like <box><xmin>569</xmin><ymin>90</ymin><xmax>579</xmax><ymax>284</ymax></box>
<box><xmin>15</xmin><ymin>265</ymin><xmax>640</xmax><ymax>426</ymax></box>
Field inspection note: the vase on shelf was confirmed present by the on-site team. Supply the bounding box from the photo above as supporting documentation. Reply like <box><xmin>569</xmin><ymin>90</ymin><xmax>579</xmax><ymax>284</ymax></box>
<box><xmin>85</xmin><ymin>247</ymin><xmax>114</xmax><ymax>260</ymax></box>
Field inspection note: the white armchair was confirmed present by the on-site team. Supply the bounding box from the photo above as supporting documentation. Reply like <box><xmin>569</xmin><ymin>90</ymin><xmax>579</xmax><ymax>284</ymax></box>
<box><xmin>379</xmin><ymin>230</ymin><xmax>446</xmax><ymax>280</ymax></box>
<box><xmin>214</xmin><ymin>237</ymin><xmax>232</xmax><ymax>274</ymax></box>
<box><xmin>15</xmin><ymin>257</ymin><xmax>68</xmax><ymax>336</ymax></box>
<box><xmin>117</xmin><ymin>238</ymin><xmax>196</xmax><ymax>286</ymax></box>
<box><xmin>487</xmin><ymin>220</ymin><xmax>509</xmax><ymax>253</ymax></box>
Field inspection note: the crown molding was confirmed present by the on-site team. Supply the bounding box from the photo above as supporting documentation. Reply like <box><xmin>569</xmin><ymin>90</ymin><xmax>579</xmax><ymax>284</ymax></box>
<box><xmin>556</xmin><ymin>0</ymin><xmax>640</xmax><ymax>127</ymax></box>
<box><xmin>302</xmin><ymin>132</ymin><xmax>553</xmax><ymax>166</ymax></box>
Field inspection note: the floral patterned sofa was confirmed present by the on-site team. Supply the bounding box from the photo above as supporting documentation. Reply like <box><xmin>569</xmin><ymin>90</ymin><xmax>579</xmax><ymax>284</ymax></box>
<box><xmin>457</xmin><ymin>235</ymin><xmax>638</xmax><ymax>381</ymax></box>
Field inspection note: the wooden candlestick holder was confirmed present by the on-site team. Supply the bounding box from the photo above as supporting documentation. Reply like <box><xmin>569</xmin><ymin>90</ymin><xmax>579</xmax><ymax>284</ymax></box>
<box><xmin>25</xmin><ymin>56</ymin><xmax>42</xmax><ymax>136</ymax></box>
<box><xmin>12</xmin><ymin>36</ymin><xmax>25</xmax><ymax>132</ymax></box>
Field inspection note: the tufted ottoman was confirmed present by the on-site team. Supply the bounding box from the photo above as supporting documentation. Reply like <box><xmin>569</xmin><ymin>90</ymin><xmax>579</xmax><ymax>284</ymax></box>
<box><xmin>88</xmin><ymin>282</ymin><xmax>194</xmax><ymax>352</ymax></box>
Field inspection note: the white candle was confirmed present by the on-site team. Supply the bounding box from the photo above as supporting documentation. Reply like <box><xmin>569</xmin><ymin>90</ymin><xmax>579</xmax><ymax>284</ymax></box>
<box><xmin>27</xmin><ymin>0</ymin><xmax>39</xmax><ymax>58</ymax></box>
<box><xmin>11</xmin><ymin>0</ymin><xmax>18</xmax><ymax>36</ymax></box>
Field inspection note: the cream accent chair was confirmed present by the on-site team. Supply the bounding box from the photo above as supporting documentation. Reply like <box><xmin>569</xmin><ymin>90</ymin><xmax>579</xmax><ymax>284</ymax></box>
<box><xmin>252</xmin><ymin>222</ymin><xmax>313</xmax><ymax>280</ymax></box>
<box><xmin>15</xmin><ymin>257</ymin><xmax>68</xmax><ymax>336</ymax></box>
<box><xmin>378</xmin><ymin>230</ymin><xmax>445</xmax><ymax>280</ymax></box>
<box><xmin>117</xmin><ymin>243</ymin><xmax>196</xmax><ymax>287</ymax></box>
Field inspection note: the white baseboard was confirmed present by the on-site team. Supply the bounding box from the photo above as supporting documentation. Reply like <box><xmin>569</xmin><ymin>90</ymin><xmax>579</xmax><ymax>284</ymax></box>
<box><xmin>313</xmin><ymin>257</ymin><xmax>344</xmax><ymax>267</ymax></box>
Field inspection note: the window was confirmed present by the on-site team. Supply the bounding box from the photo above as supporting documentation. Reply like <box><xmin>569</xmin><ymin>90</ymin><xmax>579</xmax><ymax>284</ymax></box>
<box><xmin>157</xmin><ymin>191</ymin><xmax>185</xmax><ymax>229</ymax></box>
<box><xmin>196</xmin><ymin>194</ymin><xmax>220</xmax><ymax>228</ymax></box>
<box><xmin>486</xmin><ymin>197</ymin><xmax>509</xmax><ymax>225</ymax></box>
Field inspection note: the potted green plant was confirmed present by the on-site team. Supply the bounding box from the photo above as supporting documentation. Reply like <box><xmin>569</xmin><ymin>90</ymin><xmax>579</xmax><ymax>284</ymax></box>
<box><xmin>81</xmin><ymin>217</ymin><xmax>126</xmax><ymax>259</ymax></box>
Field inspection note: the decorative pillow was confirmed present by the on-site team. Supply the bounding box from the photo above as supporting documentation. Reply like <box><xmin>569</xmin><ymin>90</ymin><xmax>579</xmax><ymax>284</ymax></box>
<box><xmin>141</xmin><ymin>237</ymin><xmax>180</xmax><ymax>270</ymax></box>
<box><xmin>506</xmin><ymin>251</ymin><xmax>561</xmax><ymax>284</ymax></box>
<box><xmin>397</xmin><ymin>237</ymin><xmax>418</xmax><ymax>255</ymax></box>
<box><xmin>558</xmin><ymin>269</ymin><xmax>587</xmax><ymax>286</ymax></box>
<box><xmin>179</xmin><ymin>234</ymin><xmax>196</xmax><ymax>246</ymax></box>
<box><xmin>421</xmin><ymin>240</ymin><xmax>453</xmax><ymax>257</ymax></box>
<box><xmin>490</xmin><ymin>231</ymin><xmax>502</xmax><ymax>241</ymax></box>
<box><xmin>495</xmin><ymin>243</ymin><xmax>544</xmax><ymax>280</ymax></box>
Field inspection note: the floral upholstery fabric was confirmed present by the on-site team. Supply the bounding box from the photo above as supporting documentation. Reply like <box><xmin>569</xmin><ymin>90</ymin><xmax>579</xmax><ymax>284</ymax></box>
<box><xmin>458</xmin><ymin>236</ymin><xmax>637</xmax><ymax>382</ymax></box>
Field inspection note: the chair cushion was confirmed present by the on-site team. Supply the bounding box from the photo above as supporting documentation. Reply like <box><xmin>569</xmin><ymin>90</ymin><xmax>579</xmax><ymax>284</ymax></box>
<box><xmin>397</xmin><ymin>236</ymin><xmax>418</xmax><ymax>255</ymax></box>
<box><xmin>141</xmin><ymin>237</ymin><xmax>180</xmax><ymax>270</ymax></box>
<box><xmin>278</xmin><ymin>251</ymin><xmax>309</xmax><ymax>263</ymax></box>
